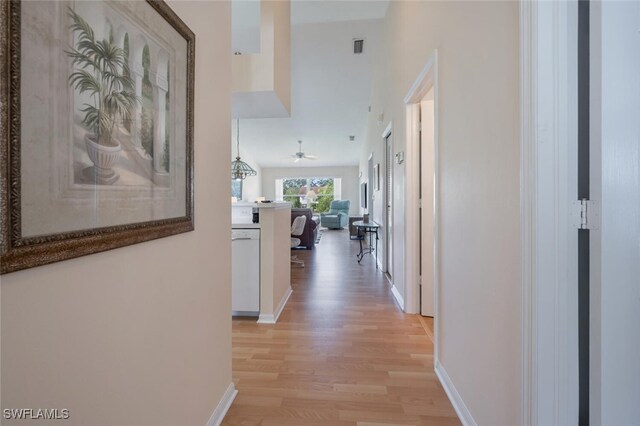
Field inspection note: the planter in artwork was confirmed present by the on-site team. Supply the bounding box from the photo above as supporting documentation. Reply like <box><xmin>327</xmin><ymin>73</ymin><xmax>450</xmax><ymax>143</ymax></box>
<box><xmin>84</xmin><ymin>134</ymin><xmax>122</xmax><ymax>185</ymax></box>
<box><xmin>67</xmin><ymin>8</ymin><xmax>136</xmax><ymax>185</ymax></box>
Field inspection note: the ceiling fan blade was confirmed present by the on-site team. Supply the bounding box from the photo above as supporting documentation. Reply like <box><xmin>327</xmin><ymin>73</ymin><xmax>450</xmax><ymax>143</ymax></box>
<box><xmin>294</xmin><ymin>157</ymin><xmax>301</xmax><ymax>163</ymax></box>
<box><xmin>305</xmin><ymin>155</ymin><xmax>318</xmax><ymax>160</ymax></box>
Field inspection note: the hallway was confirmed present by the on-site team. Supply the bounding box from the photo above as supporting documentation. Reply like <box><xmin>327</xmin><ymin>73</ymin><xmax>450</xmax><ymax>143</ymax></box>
<box><xmin>223</xmin><ymin>229</ymin><xmax>459</xmax><ymax>425</ymax></box>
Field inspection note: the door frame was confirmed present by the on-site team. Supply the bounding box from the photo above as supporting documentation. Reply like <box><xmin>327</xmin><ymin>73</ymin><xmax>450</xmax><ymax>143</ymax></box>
<box><xmin>404</xmin><ymin>51</ymin><xmax>439</xmax><ymax>323</ymax></box>
<box><xmin>367</xmin><ymin>153</ymin><xmax>374</xmax><ymax>221</ymax></box>
<box><xmin>382</xmin><ymin>123</ymin><xmax>393</xmax><ymax>276</ymax></box>
<box><xmin>520</xmin><ymin>1</ymin><xmax>580</xmax><ymax>424</ymax></box>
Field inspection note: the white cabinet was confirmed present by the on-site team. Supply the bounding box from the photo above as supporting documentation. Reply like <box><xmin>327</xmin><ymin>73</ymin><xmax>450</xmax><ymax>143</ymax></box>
<box><xmin>231</xmin><ymin>228</ymin><xmax>260</xmax><ymax>315</ymax></box>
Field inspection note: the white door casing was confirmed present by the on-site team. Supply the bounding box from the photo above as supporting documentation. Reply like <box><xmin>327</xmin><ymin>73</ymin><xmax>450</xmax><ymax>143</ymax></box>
<box><xmin>420</xmin><ymin>94</ymin><xmax>435</xmax><ymax>317</ymax></box>
<box><xmin>383</xmin><ymin>126</ymin><xmax>393</xmax><ymax>277</ymax></box>
<box><xmin>404</xmin><ymin>50</ymin><xmax>438</xmax><ymax>325</ymax></box>
<box><xmin>521</xmin><ymin>0</ymin><xmax>579</xmax><ymax>424</ymax></box>
<box><xmin>368</xmin><ymin>153</ymin><xmax>374</xmax><ymax>220</ymax></box>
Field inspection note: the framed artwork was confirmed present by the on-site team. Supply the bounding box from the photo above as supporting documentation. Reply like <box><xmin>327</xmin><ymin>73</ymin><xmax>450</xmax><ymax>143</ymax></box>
<box><xmin>0</xmin><ymin>0</ymin><xmax>195</xmax><ymax>274</ymax></box>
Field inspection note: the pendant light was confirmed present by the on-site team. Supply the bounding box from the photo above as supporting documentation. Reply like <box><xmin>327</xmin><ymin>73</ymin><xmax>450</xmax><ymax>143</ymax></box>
<box><xmin>231</xmin><ymin>119</ymin><xmax>257</xmax><ymax>181</ymax></box>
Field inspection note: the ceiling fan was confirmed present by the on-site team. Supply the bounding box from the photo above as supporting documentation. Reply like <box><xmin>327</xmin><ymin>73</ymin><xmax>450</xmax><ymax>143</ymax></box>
<box><xmin>289</xmin><ymin>140</ymin><xmax>318</xmax><ymax>163</ymax></box>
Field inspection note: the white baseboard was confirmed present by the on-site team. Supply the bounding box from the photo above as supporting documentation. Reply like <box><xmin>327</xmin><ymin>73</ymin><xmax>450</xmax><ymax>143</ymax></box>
<box><xmin>391</xmin><ymin>285</ymin><xmax>405</xmax><ymax>311</ymax></box>
<box><xmin>257</xmin><ymin>286</ymin><xmax>292</xmax><ymax>324</ymax></box>
<box><xmin>257</xmin><ymin>313</ymin><xmax>275</xmax><ymax>324</ymax></box>
<box><xmin>206</xmin><ymin>382</ymin><xmax>238</xmax><ymax>426</ymax></box>
<box><xmin>274</xmin><ymin>286</ymin><xmax>293</xmax><ymax>322</ymax></box>
<box><xmin>434</xmin><ymin>360</ymin><xmax>477</xmax><ymax>426</ymax></box>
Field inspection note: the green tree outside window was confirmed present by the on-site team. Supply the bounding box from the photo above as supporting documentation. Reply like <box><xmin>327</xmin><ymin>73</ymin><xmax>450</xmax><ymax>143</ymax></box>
<box><xmin>282</xmin><ymin>178</ymin><xmax>336</xmax><ymax>213</ymax></box>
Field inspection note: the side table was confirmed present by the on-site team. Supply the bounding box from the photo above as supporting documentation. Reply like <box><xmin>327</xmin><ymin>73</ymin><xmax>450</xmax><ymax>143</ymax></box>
<box><xmin>349</xmin><ymin>216</ymin><xmax>364</xmax><ymax>240</ymax></box>
<box><xmin>352</xmin><ymin>220</ymin><xmax>381</xmax><ymax>267</ymax></box>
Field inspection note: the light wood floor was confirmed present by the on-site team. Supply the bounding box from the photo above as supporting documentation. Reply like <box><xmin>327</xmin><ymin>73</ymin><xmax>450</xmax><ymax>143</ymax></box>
<box><xmin>223</xmin><ymin>229</ymin><xmax>459</xmax><ymax>426</ymax></box>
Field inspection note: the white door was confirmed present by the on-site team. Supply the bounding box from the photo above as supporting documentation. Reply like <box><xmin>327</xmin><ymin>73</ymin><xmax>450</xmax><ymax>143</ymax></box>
<box><xmin>589</xmin><ymin>1</ymin><xmax>640</xmax><ymax>422</ymax></box>
<box><xmin>385</xmin><ymin>133</ymin><xmax>393</xmax><ymax>277</ymax></box>
<box><xmin>420</xmin><ymin>90</ymin><xmax>436</xmax><ymax>317</ymax></box>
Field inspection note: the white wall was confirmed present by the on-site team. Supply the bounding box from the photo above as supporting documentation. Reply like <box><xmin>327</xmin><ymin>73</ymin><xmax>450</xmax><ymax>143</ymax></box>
<box><xmin>232</xmin><ymin>0</ymin><xmax>260</xmax><ymax>54</ymax></box>
<box><xmin>360</xmin><ymin>1</ymin><xmax>520</xmax><ymax>424</ymax></box>
<box><xmin>232</xmin><ymin>0</ymin><xmax>291</xmax><ymax>118</ymax></box>
<box><xmin>1</xmin><ymin>2</ymin><xmax>233</xmax><ymax>425</ymax></box>
<box><xmin>261</xmin><ymin>166</ymin><xmax>359</xmax><ymax>214</ymax></box>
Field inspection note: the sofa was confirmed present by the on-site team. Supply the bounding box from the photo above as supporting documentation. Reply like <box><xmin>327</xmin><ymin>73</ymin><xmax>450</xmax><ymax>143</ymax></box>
<box><xmin>320</xmin><ymin>200</ymin><xmax>350</xmax><ymax>229</ymax></box>
<box><xmin>291</xmin><ymin>208</ymin><xmax>318</xmax><ymax>249</ymax></box>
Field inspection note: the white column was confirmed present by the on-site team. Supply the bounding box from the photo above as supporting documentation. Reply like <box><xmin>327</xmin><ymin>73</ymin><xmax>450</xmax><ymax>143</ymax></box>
<box><xmin>153</xmin><ymin>72</ymin><xmax>168</xmax><ymax>173</ymax></box>
<box><xmin>132</xmin><ymin>65</ymin><xmax>144</xmax><ymax>148</ymax></box>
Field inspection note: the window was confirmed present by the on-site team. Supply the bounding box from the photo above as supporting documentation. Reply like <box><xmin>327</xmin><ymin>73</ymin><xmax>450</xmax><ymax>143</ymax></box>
<box><xmin>277</xmin><ymin>177</ymin><xmax>341</xmax><ymax>213</ymax></box>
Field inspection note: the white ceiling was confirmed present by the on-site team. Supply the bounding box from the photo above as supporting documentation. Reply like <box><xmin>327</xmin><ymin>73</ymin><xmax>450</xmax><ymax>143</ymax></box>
<box><xmin>232</xmin><ymin>1</ymin><xmax>261</xmax><ymax>54</ymax></box>
<box><xmin>232</xmin><ymin>1</ymin><xmax>387</xmax><ymax>168</ymax></box>
<box><xmin>291</xmin><ymin>0</ymin><xmax>390</xmax><ymax>25</ymax></box>
<box><xmin>232</xmin><ymin>0</ymin><xmax>389</xmax><ymax>53</ymax></box>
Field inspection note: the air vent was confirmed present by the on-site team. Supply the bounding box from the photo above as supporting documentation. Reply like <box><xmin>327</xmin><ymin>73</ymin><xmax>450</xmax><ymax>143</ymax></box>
<box><xmin>353</xmin><ymin>39</ymin><xmax>364</xmax><ymax>54</ymax></box>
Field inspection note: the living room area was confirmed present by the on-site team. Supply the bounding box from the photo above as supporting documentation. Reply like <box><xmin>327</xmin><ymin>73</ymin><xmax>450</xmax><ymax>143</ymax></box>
<box><xmin>265</xmin><ymin>168</ymin><xmax>361</xmax><ymax>245</ymax></box>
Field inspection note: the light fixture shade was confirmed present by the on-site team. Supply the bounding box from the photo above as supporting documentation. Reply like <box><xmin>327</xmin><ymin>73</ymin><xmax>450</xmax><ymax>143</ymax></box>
<box><xmin>231</xmin><ymin>156</ymin><xmax>257</xmax><ymax>181</ymax></box>
<box><xmin>231</xmin><ymin>119</ymin><xmax>257</xmax><ymax>180</ymax></box>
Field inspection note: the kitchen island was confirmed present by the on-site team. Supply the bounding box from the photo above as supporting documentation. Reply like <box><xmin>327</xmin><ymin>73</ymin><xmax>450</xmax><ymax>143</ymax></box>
<box><xmin>232</xmin><ymin>202</ymin><xmax>291</xmax><ymax>324</ymax></box>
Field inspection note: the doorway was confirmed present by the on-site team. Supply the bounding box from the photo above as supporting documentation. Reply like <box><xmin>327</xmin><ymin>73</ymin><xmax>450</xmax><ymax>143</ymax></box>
<box><xmin>419</xmin><ymin>89</ymin><xmax>436</xmax><ymax>317</ymax></box>
<box><xmin>404</xmin><ymin>51</ymin><xmax>438</xmax><ymax>322</ymax></box>
<box><xmin>367</xmin><ymin>153</ymin><xmax>374</xmax><ymax>221</ymax></box>
<box><xmin>384</xmin><ymin>130</ymin><xmax>393</xmax><ymax>278</ymax></box>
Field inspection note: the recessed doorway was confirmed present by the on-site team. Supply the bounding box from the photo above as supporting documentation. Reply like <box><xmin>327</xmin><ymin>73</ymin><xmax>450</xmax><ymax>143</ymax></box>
<box><xmin>419</xmin><ymin>88</ymin><xmax>435</xmax><ymax>317</ymax></box>
<box><xmin>404</xmin><ymin>50</ymin><xmax>439</xmax><ymax>349</ymax></box>
<box><xmin>383</xmin><ymin>128</ymin><xmax>393</xmax><ymax>279</ymax></box>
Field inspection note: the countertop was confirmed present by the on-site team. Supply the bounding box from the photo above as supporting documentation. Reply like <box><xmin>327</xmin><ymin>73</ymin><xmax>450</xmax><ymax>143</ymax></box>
<box><xmin>232</xmin><ymin>223</ymin><xmax>261</xmax><ymax>229</ymax></box>
<box><xmin>255</xmin><ymin>202</ymin><xmax>291</xmax><ymax>210</ymax></box>
<box><xmin>232</xmin><ymin>201</ymin><xmax>292</xmax><ymax>210</ymax></box>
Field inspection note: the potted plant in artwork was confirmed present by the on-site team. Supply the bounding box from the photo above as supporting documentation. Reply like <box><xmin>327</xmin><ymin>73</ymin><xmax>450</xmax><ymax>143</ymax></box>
<box><xmin>66</xmin><ymin>9</ymin><xmax>138</xmax><ymax>184</ymax></box>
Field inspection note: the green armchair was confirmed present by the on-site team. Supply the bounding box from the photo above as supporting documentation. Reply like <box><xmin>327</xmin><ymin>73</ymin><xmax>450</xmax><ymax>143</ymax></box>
<box><xmin>320</xmin><ymin>200</ymin><xmax>350</xmax><ymax>229</ymax></box>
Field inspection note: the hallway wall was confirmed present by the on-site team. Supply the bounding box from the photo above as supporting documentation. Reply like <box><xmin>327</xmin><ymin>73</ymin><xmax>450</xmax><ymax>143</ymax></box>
<box><xmin>1</xmin><ymin>2</ymin><xmax>233</xmax><ymax>425</ymax></box>
<box><xmin>360</xmin><ymin>1</ymin><xmax>520</xmax><ymax>424</ymax></box>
